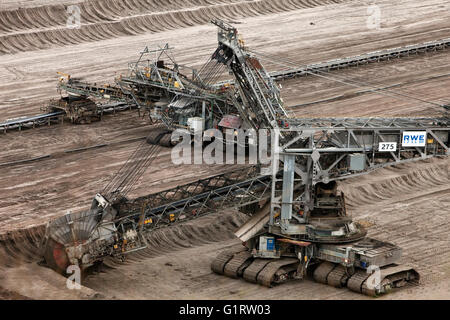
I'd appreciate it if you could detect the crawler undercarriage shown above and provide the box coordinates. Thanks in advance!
[212,238,420,297]
[145,123,175,147]
[212,181,420,297]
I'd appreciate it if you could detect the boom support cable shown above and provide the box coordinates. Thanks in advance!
[250,49,450,113]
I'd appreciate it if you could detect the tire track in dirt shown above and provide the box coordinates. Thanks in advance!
[0,0,353,54]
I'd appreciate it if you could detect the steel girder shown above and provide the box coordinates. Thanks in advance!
[116,166,272,231]
[270,118,450,223]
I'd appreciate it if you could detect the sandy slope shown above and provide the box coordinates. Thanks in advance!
[0,0,355,54]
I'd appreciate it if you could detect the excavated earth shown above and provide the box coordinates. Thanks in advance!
[0,0,449,299]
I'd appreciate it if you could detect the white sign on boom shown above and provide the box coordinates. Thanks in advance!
[378,142,397,152]
[402,131,426,147]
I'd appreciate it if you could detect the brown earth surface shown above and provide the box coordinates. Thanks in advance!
[0,0,449,300]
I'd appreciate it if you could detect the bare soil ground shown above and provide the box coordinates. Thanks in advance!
[0,0,449,300]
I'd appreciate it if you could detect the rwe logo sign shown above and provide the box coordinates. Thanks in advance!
[402,131,426,147]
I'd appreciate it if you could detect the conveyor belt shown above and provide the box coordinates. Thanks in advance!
[213,38,450,87]
[0,111,64,133]
[117,167,272,231]
[269,38,450,80]
[0,102,135,133]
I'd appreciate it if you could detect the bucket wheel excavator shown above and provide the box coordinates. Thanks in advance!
[207,19,448,296]
[41,20,450,297]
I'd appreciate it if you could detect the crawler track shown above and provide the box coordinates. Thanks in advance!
[212,248,420,296]
[212,252,300,288]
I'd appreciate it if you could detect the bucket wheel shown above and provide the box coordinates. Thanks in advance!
[42,210,98,274]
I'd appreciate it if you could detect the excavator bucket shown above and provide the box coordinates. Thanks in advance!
[42,238,70,275]
[42,210,99,274]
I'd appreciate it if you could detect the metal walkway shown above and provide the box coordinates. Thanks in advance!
[0,102,134,133]
[115,166,271,232]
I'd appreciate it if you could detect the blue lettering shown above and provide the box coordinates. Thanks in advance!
[404,133,425,145]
